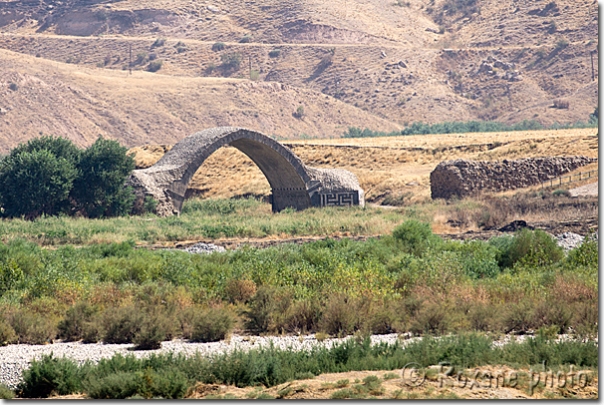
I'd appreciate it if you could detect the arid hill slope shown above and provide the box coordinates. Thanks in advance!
[0,48,399,152]
[0,0,598,147]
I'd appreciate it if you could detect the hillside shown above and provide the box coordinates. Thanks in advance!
[0,48,399,152]
[0,0,598,148]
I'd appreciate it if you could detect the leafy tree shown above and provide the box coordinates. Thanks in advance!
[71,138,136,218]
[0,136,80,218]
[8,135,81,166]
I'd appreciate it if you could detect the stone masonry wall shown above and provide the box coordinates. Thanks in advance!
[430,156,597,199]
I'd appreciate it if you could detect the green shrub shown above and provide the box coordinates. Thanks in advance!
[85,371,140,399]
[70,137,136,218]
[224,279,257,303]
[190,307,234,343]
[589,106,598,125]
[10,310,57,345]
[212,42,225,51]
[147,60,163,72]
[220,53,242,71]
[281,298,320,334]
[392,220,439,257]
[82,318,103,344]
[331,388,355,399]
[566,233,598,268]
[133,311,175,350]
[0,384,14,399]
[318,294,359,336]
[293,105,305,119]
[343,127,401,138]
[152,38,165,47]
[268,49,281,58]
[102,306,142,344]
[244,286,292,333]
[409,302,449,335]
[135,52,147,64]
[488,235,515,268]
[57,302,100,342]
[18,354,82,398]
[15,335,598,397]
[8,82,18,91]
[85,367,188,399]
[508,229,563,267]
[239,35,252,43]
[0,318,17,346]
[0,136,79,218]
[455,240,500,279]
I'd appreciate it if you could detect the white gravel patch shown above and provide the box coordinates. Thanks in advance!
[555,231,598,252]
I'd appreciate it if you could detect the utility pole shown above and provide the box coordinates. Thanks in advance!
[590,49,596,82]
[249,54,252,78]
[129,43,132,75]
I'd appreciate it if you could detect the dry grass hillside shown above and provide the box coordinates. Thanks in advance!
[0,48,399,152]
[129,127,598,204]
[0,0,598,148]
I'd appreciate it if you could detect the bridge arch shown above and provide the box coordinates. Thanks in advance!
[128,127,364,215]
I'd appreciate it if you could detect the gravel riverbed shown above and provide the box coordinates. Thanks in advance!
[0,334,402,390]
[0,333,594,390]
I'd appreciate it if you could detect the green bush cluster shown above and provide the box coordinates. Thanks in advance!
[16,334,597,398]
[0,136,135,219]
[343,115,598,138]
[0,223,596,343]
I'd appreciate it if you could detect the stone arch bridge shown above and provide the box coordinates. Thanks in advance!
[127,127,364,216]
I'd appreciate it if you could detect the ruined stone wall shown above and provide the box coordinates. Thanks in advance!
[430,156,597,199]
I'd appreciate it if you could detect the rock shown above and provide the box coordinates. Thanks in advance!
[499,220,533,232]
[183,242,226,254]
